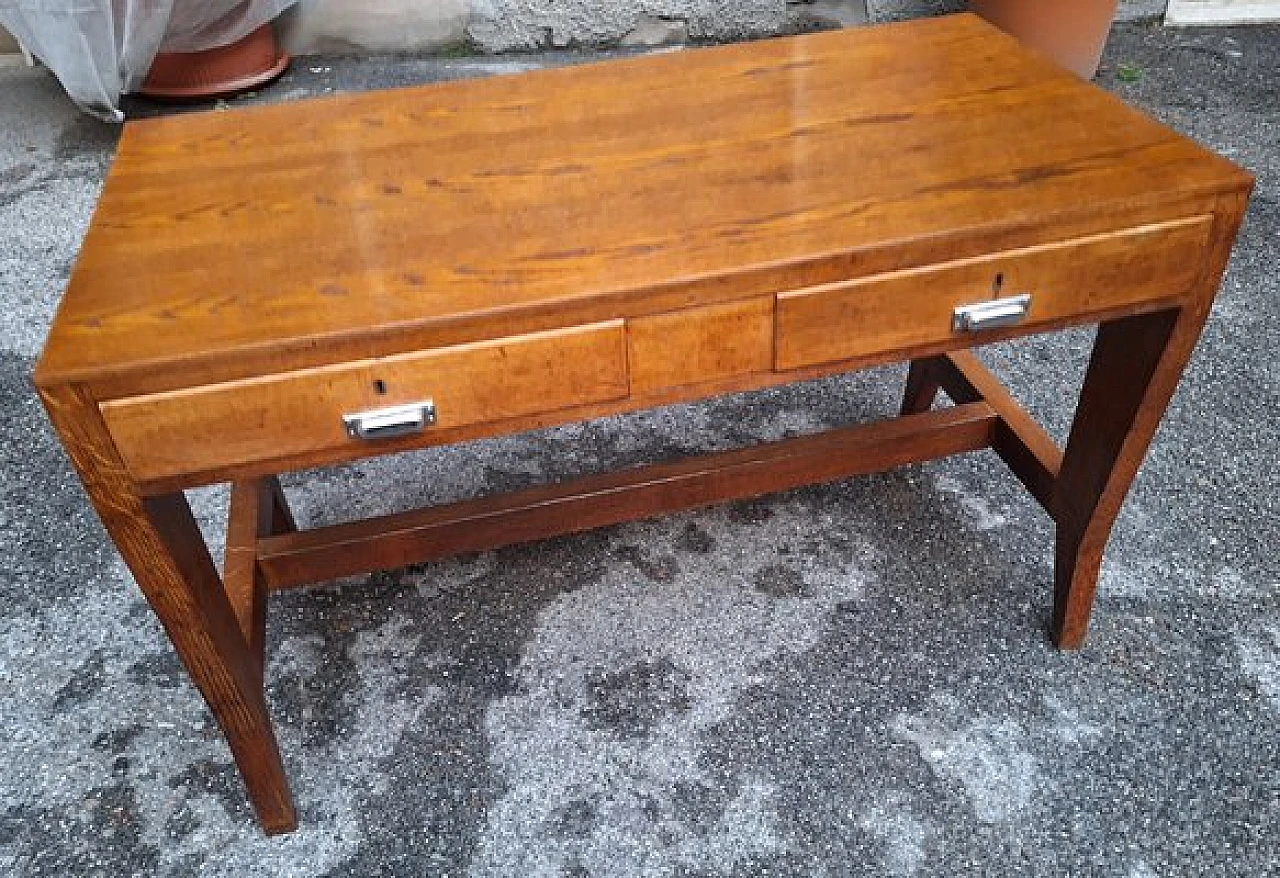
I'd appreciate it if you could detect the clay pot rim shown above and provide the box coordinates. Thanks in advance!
[140,23,289,100]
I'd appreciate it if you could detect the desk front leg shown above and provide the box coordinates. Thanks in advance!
[1052,308,1198,647]
[38,384,297,834]
[1052,192,1248,648]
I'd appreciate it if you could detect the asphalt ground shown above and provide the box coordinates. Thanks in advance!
[1,21,1277,876]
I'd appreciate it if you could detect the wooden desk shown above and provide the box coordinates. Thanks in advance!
[35,14,1251,834]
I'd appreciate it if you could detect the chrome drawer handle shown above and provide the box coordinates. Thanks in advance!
[952,293,1032,333]
[343,401,436,440]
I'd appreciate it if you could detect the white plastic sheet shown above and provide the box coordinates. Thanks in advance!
[0,0,296,121]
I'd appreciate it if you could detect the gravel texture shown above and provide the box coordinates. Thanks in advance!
[1,20,1277,877]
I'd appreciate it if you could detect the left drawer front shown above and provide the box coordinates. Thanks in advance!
[103,321,629,483]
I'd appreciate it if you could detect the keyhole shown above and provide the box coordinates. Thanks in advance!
[992,272,1004,294]
[373,379,387,395]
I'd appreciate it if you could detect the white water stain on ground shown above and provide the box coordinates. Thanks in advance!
[932,475,1008,532]
[1236,624,1280,711]
[1096,558,1268,603]
[891,695,1039,826]
[0,171,102,358]
[471,501,873,877]
[0,550,447,876]
[1041,693,1104,745]
[858,794,937,876]
[129,613,435,874]
[1095,558,1165,600]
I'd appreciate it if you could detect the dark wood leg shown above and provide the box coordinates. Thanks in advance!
[39,386,297,834]
[901,358,943,415]
[1051,191,1247,649]
[930,350,1063,513]
[264,475,298,535]
[224,477,295,685]
[1052,308,1205,647]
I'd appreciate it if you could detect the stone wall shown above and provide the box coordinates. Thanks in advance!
[0,1,1170,57]
[271,0,1168,55]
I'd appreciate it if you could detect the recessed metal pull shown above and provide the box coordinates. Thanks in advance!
[952,293,1032,333]
[343,401,436,440]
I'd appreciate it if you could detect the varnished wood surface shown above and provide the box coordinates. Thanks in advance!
[775,216,1212,371]
[258,402,998,590]
[120,290,1188,496]
[1050,190,1250,648]
[628,298,774,395]
[31,12,1253,832]
[223,477,295,681]
[34,13,1250,395]
[101,321,628,482]
[37,385,297,833]
[932,350,1063,512]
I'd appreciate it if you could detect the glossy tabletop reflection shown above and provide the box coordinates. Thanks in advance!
[37,13,1247,389]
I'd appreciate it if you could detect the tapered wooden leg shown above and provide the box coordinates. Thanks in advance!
[225,477,295,686]
[1052,309,1188,647]
[901,358,944,415]
[39,385,297,834]
[1051,192,1248,649]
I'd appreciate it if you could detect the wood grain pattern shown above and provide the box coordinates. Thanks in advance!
[31,14,1253,834]
[101,321,628,482]
[33,14,1250,397]
[776,216,1213,371]
[628,297,774,394]
[1051,190,1250,648]
[37,385,296,833]
[224,477,295,681]
[259,403,998,589]
[121,290,1205,497]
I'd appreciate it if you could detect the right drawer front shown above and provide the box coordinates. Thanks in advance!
[775,216,1213,371]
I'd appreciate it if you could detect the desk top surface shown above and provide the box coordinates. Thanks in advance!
[37,13,1250,390]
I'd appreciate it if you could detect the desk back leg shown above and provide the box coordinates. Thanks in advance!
[900,358,944,415]
[1051,191,1248,648]
[38,384,298,834]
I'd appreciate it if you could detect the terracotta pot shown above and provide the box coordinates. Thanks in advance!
[969,0,1120,79]
[141,23,289,100]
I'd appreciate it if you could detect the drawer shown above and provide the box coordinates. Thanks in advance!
[102,321,629,482]
[775,216,1213,371]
